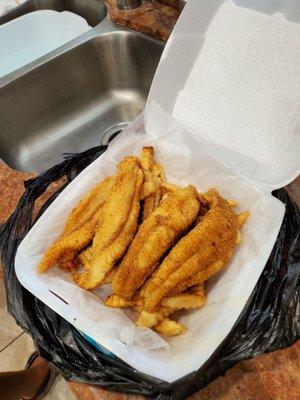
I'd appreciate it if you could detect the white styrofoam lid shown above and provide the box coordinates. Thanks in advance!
[146,0,300,189]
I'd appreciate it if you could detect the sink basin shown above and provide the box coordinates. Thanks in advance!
[0,27,163,172]
[0,0,107,27]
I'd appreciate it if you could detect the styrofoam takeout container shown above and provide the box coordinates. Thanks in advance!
[0,10,90,78]
[15,0,300,383]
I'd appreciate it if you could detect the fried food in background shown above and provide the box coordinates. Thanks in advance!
[38,145,249,337]
[112,185,200,300]
[73,156,143,290]
[140,146,165,221]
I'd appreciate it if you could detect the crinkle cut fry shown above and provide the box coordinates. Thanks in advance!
[136,311,187,336]
[143,189,239,311]
[106,295,135,308]
[73,156,143,290]
[135,284,206,328]
[140,147,157,220]
[161,283,206,310]
[136,310,164,328]
[155,318,186,336]
[112,185,200,300]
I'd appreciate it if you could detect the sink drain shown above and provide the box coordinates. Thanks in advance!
[101,123,129,145]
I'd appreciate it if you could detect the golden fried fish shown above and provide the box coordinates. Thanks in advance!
[112,185,200,300]
[38,209,101,273]
[63,176,114,236]
[143,189,241,311]
[38,177,114,273]
[73,156,143,290]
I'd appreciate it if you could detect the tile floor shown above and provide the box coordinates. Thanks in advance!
[0,276,76,400]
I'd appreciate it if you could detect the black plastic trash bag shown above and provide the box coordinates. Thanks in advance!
[1,146,299,399]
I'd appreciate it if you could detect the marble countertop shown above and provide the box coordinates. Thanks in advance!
[0,1,299,399]
[106,0,180,41]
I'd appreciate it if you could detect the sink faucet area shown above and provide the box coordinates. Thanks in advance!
[0,2,299,400]
[0,0,165,172]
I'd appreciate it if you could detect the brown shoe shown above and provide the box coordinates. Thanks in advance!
[22,351,59,400]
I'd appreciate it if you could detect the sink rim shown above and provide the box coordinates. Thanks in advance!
[0,0,109,27]
[0,0,164,88]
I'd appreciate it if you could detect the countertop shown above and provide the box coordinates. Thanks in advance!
[1,1,300,399]
[0,160,299,399]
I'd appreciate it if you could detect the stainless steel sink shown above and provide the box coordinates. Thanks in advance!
[0,0,108,27]
[0,2,163,172]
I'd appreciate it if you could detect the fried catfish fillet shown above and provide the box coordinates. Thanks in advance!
[75,247,118,285]
[38,208,102,273]
[112,185,200,300]
[143,189,240,311]
[73,156,143,289]
[140,146,165,221]
[63,176,114,236]
[39,176,114,273]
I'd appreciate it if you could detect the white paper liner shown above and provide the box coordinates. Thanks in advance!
[15,105,285,382]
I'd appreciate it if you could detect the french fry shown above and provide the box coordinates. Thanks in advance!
[136,310,164,328]
[152,162,166,181]
[227,199,239,208]
[155,318,186,336]
[140,147,167,220]
[237,211,249,228]
[161,289,206,311]
[236,230,241,244]
[106,295,134,308]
